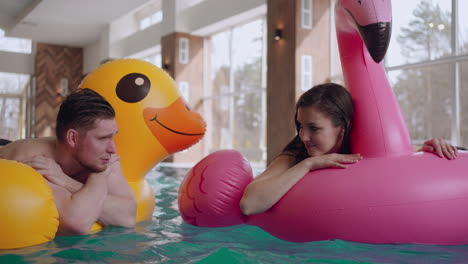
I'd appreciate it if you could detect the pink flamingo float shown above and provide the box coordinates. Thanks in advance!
[178,0,468,245]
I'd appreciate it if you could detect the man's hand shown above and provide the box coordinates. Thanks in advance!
[421,138,458,159]
[22,156,66,185]
[21,155,82,193]
[91,154,121,179]
[94,154,136,228]
[109,154,120,164]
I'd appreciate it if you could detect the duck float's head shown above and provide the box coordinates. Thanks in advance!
[79,59,206,181]
[336,0,392,63]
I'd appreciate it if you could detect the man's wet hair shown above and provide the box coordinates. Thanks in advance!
[0,138,11,146]
[56,88,115,141]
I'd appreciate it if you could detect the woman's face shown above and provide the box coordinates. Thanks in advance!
[297,106,344,157]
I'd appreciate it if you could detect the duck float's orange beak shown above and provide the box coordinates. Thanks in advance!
[143,97,206,154]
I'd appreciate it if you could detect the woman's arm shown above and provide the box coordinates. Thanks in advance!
[419,138,458,159]
[240,154,305,216]
[240,153,362,215]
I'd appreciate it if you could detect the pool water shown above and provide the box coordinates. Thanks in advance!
[2,165,468,264]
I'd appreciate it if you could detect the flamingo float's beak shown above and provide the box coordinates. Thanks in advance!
[358,22,392,63]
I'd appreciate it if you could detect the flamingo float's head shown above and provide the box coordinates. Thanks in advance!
[337,0,392,63]
[79,59,206,178]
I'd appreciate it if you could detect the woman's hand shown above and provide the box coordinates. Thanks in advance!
[305,153,362,170]
[421,138,458,159]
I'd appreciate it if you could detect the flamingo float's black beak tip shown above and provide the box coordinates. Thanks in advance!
[358,22,392,63]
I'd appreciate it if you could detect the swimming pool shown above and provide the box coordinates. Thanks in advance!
[2,165,468,264]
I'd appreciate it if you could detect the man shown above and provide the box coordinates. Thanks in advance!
[0,88,137,235]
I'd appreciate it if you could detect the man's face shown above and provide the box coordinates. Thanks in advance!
[75,118,118,173]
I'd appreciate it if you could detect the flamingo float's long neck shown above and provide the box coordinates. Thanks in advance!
[335,6,412,158]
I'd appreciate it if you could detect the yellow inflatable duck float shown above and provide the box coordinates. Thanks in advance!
[80,59,206,222]
[0,59,206,249]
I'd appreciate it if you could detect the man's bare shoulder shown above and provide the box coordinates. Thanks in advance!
[0,137,56,161]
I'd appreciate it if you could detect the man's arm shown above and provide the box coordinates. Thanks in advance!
[95,159,137,227]
[24,155,137,229]
[46,172,109,236]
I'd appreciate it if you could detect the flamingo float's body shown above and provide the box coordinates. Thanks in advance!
[178,0,468,245]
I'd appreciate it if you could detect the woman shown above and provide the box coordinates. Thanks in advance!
[240,83,458,216]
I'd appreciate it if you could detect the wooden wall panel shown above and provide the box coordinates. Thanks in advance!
[267,0,333,164]
[34,43,83,137]
[267,0,298,164]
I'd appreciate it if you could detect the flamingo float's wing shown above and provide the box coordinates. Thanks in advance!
[178,150,252,227]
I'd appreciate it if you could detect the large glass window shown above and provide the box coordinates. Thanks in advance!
[387,0,451,67]
[143,53,162,68]
[139,11,163,30]
[459,1,468,54]
[460,61,468,146]
[0,29,32,54]
[386,0,467,147]
[204,18,266,165]
[389,64,453,144]
[0,72,30,140]
[0,29,32,140]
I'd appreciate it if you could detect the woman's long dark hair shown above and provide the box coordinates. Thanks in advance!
[282,83,354,164]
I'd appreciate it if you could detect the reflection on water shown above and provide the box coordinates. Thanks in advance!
[2,165,468,264]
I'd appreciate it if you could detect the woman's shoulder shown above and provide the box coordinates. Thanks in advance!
[270,152,298,168]
[254,153,296,181]
[280,150,296,157]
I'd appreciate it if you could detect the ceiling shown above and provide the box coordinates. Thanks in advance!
[0,0,151,47]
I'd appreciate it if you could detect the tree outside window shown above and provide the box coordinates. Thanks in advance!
[388,0,468,147]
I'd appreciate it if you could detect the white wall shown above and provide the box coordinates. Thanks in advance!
[83,25,111,74]
[109,10,140,44]
[82,0,266,72]
[180,0,266,35]
[111,24,162,59]
[0,0,267,75]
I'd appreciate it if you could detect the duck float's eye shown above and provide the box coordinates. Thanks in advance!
[116,73,151,103]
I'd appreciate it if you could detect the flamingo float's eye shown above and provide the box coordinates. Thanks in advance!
[357,0,362,5]
[116,73,151,103]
